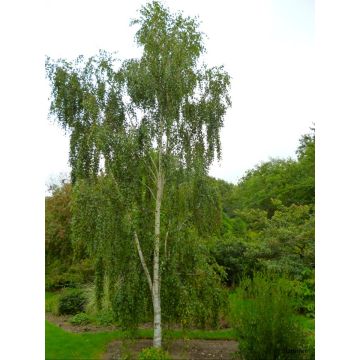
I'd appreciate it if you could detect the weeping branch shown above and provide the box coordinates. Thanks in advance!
[134,231,153,293]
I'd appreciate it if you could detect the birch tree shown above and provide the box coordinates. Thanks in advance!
[46,1,231,348]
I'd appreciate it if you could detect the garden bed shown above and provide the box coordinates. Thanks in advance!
[103,339,238,360]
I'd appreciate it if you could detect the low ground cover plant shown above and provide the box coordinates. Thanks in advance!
[69,312,92,325]
[138,347,172,360]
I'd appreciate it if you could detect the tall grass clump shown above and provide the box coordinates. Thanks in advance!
[230,274,311,360]
[83,277,115,325]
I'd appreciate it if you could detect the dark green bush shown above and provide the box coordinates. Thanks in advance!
[45,273,82,291]
[58,290,87,315]
[69,312,92,325]
[230,274,310,360]
[138,347,171,360]
[300,270,315,318]
[45,259,94,292]
[211,238,260,286]
[68,259,95,284]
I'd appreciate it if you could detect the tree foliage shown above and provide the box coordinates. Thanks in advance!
[230,129,315,217]
[211,130,315,286]
[252,203,315,278]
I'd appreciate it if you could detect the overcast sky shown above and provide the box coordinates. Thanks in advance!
[44,0,314,185]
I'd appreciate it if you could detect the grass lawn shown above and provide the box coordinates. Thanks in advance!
[46,320,123,360]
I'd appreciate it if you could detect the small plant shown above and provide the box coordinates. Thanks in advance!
[58,290,87,315]
[94,309,114,326]
[138,347,171,360]
[69,312,92,325]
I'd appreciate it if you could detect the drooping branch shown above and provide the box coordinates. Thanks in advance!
[134,231,153,293]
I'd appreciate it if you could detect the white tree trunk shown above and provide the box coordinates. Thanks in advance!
[153,168,163,348]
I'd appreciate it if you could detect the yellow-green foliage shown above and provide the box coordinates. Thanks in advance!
[138,347,171,360]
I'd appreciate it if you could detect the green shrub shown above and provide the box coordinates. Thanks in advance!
[284,270,315,319]
[58,290,87,315]
[300,270,315,318]
[69,312,92,325]
[68,259,95,284]
[45,273,82,291]
[230,274,310,360]
[211,238,260,286]
[138,347,171,360]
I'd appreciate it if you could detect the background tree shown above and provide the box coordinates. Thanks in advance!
[231,129,315,217]
[45,179,95,291]
[45,181,73,268]
[209,130,315,291]
[46,1,230,348]
[253,202,315,278]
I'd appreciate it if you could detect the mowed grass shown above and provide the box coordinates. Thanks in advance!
[46,320,236,360]
[46,320,123,360]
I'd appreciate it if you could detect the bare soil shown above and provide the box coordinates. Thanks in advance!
[102,339,239,360]
[45,313,118,333]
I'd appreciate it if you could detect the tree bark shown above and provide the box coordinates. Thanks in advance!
[153,166,164,348]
